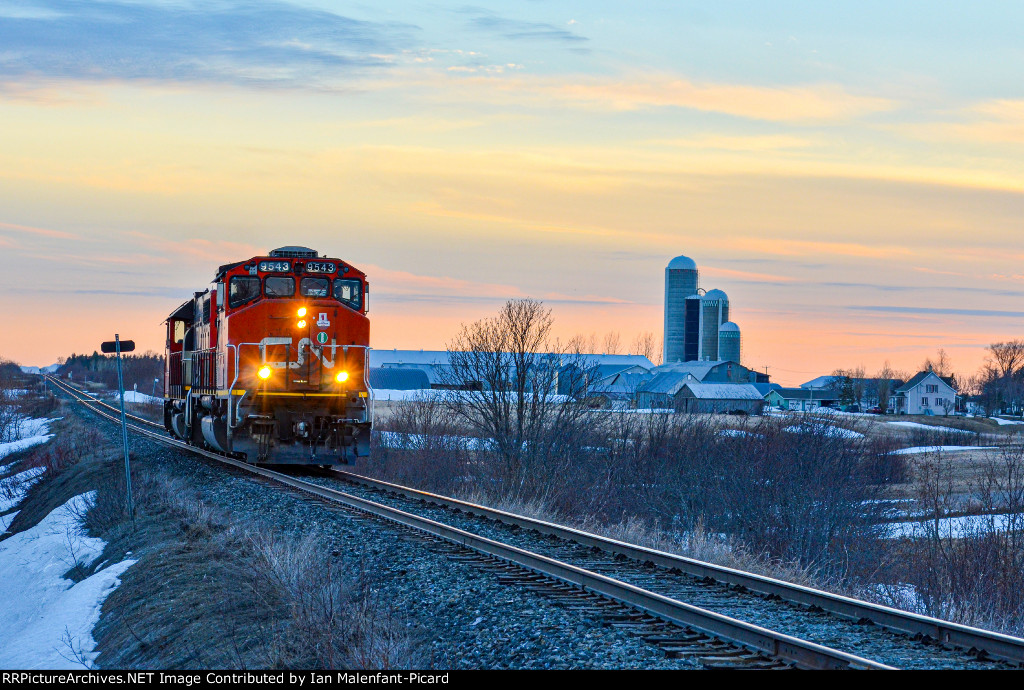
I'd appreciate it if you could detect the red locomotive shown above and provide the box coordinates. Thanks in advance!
[163,246,371,464]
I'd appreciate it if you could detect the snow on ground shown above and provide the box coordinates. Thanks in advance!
[119,391,161,404]
[0,417,55,461]
[883,512,1023,539]
[376,431,496,451]
[991,417,1024,426]
[784,424,864,439]
[887,421,971,434]
[717,429,764,438]
[0,492,136,669]
[890,445,997,455]
[1,466,48,514]
[0,511,17,533]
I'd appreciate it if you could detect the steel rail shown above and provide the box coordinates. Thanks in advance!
[45,375,892,670]
[331,470,1024,665]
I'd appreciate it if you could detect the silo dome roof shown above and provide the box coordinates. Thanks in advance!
[719,321,740,333]
[667,255,697,270]
[702,288,728,301]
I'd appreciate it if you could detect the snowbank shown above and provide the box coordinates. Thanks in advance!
[0,492,136,669]
[0,418,55,461]
[890,445,997,455]
[887,421,970,434]
[991,417,1024,426]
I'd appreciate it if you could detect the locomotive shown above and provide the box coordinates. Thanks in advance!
[163,246,371,464]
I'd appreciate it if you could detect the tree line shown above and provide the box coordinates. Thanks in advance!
[56,351,164,395]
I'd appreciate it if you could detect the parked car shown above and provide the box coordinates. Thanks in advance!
[866,406,885,414]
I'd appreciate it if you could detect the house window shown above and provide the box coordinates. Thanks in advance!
[921,397,929,406]
[926,384,938,393]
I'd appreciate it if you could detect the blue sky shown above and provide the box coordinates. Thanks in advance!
[2,1,1024,383]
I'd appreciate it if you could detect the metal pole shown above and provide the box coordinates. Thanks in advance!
[115,334,134,521]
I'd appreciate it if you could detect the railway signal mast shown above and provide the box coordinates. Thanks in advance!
[101,335,135,520]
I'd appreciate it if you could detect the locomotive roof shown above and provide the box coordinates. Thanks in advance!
[213,251,362,281]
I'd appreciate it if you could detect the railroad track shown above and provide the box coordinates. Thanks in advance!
[43,376,1024,669]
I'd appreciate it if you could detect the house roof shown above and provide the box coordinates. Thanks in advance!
[770,387,840,401]
[638,371,693,396]
[895,371,956,394]
[370,349,653,370]
[368,367,430,391]
[680,383,764,400]
[653,360,737,381]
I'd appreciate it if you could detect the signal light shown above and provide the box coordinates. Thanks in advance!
[297,307,307,317]
[336,371,349,383]
[297,320,307,328]
[258,366,272,380]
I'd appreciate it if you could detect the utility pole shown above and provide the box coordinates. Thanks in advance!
[102,335,136,521]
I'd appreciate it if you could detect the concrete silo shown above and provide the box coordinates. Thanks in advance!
[663,255,699,363]
[719,321,741,363]
[700,289,729,361]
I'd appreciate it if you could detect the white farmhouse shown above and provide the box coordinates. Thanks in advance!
[894,370,957,416]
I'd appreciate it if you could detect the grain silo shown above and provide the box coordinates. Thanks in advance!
[700,289,729,361]
[663,255,699,363]
[719,321,741,363]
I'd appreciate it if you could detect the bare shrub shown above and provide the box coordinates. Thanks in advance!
[899,446,1024,634]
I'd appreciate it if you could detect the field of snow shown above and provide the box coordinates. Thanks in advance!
[883,512,1023,539]
[991,417,1024,426]
[0,492,136,669]
[887,422,971,434]
[376,431,496,451]
[0,417,55,461]
[889,445,997,455]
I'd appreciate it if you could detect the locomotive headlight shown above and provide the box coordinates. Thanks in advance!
[335,371,349,383]
[297,307,307,317]
[297,319,307,328]
[257,366,272,380]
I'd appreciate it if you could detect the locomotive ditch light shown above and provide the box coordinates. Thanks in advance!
[258,365,272,380]
[335,371,349,383]
[297,319,307,328]
[297,307,307,317]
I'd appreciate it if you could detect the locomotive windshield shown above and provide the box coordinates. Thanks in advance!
[300,277,330,298]
[333,278,362,310]
[229,276,261,308]
[265,276,295,298]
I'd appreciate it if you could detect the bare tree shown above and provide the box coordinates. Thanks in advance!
[987,341,1024,379]
[441,299,595,493]
[602,331,621,355]
[631,331,656,362]
[874,361,897,412]
[922,348,953,377]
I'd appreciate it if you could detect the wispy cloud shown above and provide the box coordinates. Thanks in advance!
[0,0,413,92]
[851,305,1024,318]
[458,7,588,44]
[0,220,76,239]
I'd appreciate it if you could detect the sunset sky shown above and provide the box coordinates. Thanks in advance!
[2,2,1024,385]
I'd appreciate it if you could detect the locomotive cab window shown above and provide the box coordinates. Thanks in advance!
[229,276,261,308]
[333,278,362,310]
[265,276,295,298]
[300,276,330,298]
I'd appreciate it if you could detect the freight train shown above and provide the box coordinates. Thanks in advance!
[163,246,370,464]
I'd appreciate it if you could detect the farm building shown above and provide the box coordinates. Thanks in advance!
[765,387,840,412]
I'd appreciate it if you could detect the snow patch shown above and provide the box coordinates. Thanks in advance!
[883,512,1024,539]
[991,417,1024,426]
[0,492,136,669]
[784,424,864,439]
[0,466,48,514]
[890,445,997,455]
[0,417,55,461]
[887,421,971,434]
